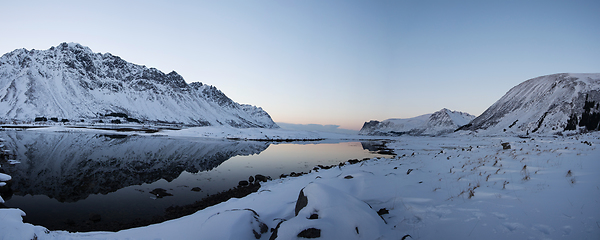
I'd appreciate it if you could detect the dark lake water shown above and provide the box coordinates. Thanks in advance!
[0,130,388,232]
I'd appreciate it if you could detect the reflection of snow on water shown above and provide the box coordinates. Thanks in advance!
[0,130,385,231]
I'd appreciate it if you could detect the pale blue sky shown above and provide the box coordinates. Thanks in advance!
[1,0,599,130]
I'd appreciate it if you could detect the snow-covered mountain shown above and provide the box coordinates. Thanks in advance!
[0,43,277,128]
[458,73,600,135]
[359,108,475,136]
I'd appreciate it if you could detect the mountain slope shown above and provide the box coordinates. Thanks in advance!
[359,108,475,136]
[0,43,277,128]
[458,73,600,135]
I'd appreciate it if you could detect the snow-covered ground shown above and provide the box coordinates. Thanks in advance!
[1,128,599,239]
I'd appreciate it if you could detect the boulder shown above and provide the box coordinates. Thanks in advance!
[270,183,385,239]
[239,180,249,186]
[254,174,269,182]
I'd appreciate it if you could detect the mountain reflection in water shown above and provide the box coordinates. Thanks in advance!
[0,131,387,232]
[1,131,268,202]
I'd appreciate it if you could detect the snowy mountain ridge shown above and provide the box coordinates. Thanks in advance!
[359,108,476,136]
[0,43,277,128]
[459,73,600,135]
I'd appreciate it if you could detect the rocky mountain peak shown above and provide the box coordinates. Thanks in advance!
[0,43,278,128]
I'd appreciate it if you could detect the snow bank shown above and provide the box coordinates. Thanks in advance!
[0,173,10,203]
[0,209,45,240]
[272,182,385,239]
[0,135,9,204]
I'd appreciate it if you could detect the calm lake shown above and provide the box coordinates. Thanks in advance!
[0,130,388,232]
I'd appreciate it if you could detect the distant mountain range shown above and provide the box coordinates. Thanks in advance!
[360,73,600,136]
[2,44,598,135]
[459,73,600,135]
[0,43,277,128]
[359,108,475,136]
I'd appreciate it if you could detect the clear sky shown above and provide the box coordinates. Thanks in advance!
[1,0,599,130]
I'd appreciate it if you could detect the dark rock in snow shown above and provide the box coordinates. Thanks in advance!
[377,208,389,216]
[297,228,321,238]
[295,188,308,216]
[269,221,285,240]
[347,159,360,164]
[191,187,202,192]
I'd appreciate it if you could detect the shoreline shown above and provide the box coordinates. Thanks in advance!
[1,130,598,239]
[29,155,392,233]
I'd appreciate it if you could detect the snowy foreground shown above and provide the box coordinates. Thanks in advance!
[1,127,599,239]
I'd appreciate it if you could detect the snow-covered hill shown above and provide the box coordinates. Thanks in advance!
[359,108,475,136]
[458,73,600,135]
[0,43,277,128]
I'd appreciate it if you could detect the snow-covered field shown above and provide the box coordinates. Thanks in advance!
[1,128,599,239]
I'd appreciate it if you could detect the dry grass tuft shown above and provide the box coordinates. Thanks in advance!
[502,181,509,189]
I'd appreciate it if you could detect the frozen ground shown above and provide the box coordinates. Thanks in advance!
[1,128,599,239]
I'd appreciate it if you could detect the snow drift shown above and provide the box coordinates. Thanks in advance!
[0,43,277,128]
[359,108,475,136]
[458,73,600,135]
